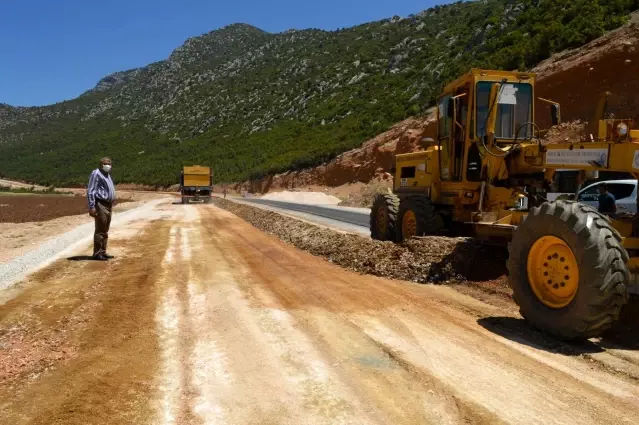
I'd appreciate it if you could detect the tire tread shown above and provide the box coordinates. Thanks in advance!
[508,200,629,340]
[370,194,400,241]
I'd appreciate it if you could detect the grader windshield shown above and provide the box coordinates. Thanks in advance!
[477,82,533,139]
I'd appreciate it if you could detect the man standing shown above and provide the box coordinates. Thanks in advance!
[598,183,617,216]
[87,157,115,261]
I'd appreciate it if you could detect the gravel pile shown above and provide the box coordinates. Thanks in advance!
[214,199,508,284]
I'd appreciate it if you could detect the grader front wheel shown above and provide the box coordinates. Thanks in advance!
[508,201,630,340]
[370,194,400,241]
[526,236,580,309]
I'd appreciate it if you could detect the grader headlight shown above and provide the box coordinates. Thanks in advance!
[618,122,629,137]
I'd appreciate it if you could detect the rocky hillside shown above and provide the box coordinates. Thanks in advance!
[245,11,639,196]
[0,0,637,186]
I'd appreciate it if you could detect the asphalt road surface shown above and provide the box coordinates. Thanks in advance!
[1,200,639,425]
[229,196,371,235]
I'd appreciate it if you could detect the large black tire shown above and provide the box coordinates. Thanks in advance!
[508,201,629,340]
[370,194,400,241]
[396,195,445,242]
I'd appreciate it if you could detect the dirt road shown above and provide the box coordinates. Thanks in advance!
[1,200,639,425]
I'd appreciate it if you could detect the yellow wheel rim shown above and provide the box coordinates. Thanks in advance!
[526,236,579,309]
[402,210,417,239]
[376,207,388,236]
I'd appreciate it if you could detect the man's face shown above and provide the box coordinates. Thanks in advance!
[598,186,606,195]
[100,158,112,174]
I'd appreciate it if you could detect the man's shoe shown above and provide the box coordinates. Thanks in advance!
[93,254,109,261]
[104,253,115,259]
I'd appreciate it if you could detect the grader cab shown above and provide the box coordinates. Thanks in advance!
[371,69,639,340]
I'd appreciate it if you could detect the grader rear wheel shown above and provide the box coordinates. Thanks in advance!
[508,201,630,340]
[396,196,444,242]
[370,194,400,241]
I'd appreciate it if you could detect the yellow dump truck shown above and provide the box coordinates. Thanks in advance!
[180,165,213,204]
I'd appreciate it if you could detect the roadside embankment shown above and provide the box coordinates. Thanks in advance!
[212,198,509,288]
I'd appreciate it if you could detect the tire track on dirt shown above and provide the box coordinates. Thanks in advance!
[193,207,374,424]
[201,207,504,425]
[156,225,187,425]
[200,205,639,425]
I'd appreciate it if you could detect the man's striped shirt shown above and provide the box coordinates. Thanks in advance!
[87,169,115,209]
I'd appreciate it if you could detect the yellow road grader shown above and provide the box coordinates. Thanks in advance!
[371,69,639,340]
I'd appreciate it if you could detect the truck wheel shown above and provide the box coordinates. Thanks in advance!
[396,195,444,242]
[508,201,629,340]
[370,194,399,241]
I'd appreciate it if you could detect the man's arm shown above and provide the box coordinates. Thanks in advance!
[108,174,115,202]
[87,171,98,210]
[597,196,603,212]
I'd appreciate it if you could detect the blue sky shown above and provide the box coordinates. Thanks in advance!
[0,0,449,107]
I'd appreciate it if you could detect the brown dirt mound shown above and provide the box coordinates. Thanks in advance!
[336,177,394,208]
[0,195,130,223]
[542,120,588,144]
[242,113,437,194]
[213,199,508,286]
[535,16,639,128]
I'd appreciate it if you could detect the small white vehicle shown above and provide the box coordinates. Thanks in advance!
[576,179,637,214]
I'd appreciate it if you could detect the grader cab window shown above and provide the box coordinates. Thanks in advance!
[438,95,453,181]
[452,90,469,181]
[439,91,469,182]
[400,166,416,178]
[438,96,452,138]
[477,82,533,139]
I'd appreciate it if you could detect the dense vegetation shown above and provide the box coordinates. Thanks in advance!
[0,0,637,186]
